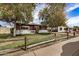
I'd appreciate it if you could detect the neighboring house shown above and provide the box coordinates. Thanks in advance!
[51,26,67,32]
[0,27,10,34]
[58,26,67,32]
[51,27,58,32]
[16,23,49,35]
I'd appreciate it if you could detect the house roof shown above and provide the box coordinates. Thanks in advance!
[16,23,46,26]
[16,23,42,26]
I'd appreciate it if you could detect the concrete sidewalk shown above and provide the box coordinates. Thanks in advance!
[22,37,79,56]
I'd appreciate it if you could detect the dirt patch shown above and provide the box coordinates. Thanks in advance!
[0,42,14,46]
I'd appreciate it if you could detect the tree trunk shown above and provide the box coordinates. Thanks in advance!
[8,18,16,37]
[13,21,16,37]
[35,26,39,34]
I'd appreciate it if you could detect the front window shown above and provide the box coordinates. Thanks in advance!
[60,27,62,30]
[21,26,29,30]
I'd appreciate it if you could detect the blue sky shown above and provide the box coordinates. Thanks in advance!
[32,3,46,24]
[65,3,79,27]
[66,3,79,17]
[0,3,79,28]
[33,3,79,27]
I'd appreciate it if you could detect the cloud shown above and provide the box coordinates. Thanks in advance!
[33,4,46,24]
[66,4,79,12]
[67,16,79,27]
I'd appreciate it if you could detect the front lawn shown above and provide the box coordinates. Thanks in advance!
[0,34,11,39]
[0,33,67,51]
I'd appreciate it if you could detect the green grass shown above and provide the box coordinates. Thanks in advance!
[0,34,54,50]
[0,34,12,42]
[0,41,24,50]
[0,34,11,39]
[0,33,67,51]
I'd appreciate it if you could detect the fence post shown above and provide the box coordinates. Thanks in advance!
[24,36,27,51]
[67,32,69,39]
[54,33,56,41]
[73,31,76,37]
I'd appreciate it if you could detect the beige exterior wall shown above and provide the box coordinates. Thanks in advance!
[0,27,10,34]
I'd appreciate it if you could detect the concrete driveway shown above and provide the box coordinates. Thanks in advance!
[23,37,79,56]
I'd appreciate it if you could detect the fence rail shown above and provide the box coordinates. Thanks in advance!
[0,31,79,51]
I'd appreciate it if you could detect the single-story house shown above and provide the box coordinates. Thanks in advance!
[58,26,67,32]
[52,26,68,32]
[15,23,49,35]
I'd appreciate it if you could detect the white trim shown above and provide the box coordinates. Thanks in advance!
[16,30,35,34]
[39,30,49,33]
[58,26,66,32]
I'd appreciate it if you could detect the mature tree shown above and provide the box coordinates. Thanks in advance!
[39,3,66,28]
[73,26,79,31]
[0,3,35,23]
[0,3,35,36]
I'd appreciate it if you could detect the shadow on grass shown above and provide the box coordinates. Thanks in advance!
[0,34,11,39]
[16,33,51,36]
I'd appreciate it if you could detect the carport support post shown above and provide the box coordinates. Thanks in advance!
[24,36,27,50]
